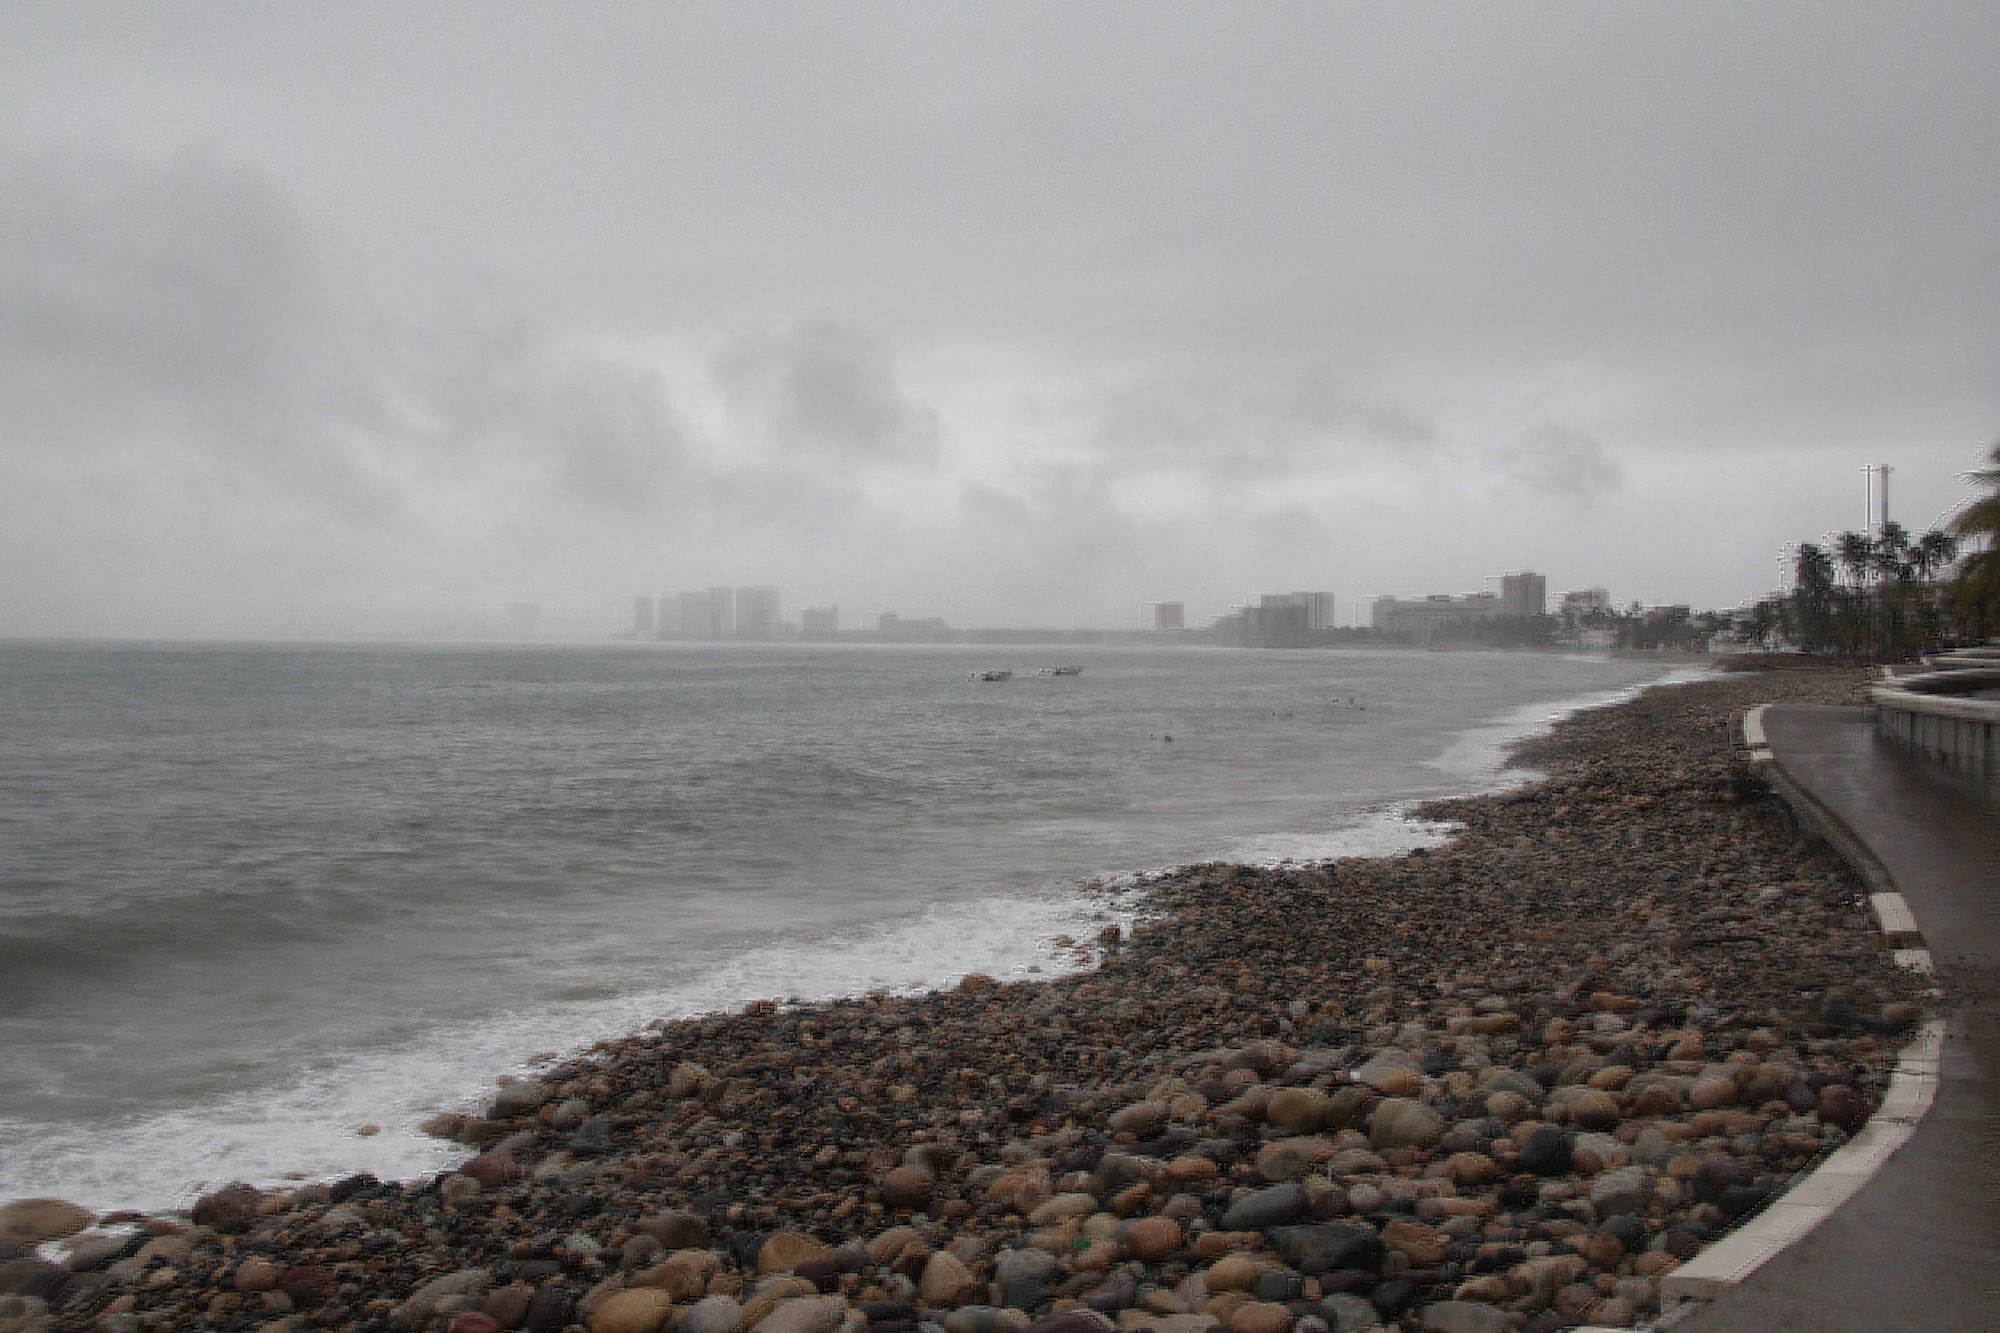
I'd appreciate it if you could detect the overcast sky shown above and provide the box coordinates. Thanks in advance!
[3,4,1996,636]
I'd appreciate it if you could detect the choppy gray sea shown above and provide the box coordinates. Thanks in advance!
[0,641,1692,1211]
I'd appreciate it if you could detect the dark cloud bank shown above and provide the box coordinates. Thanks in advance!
[1,6,1996,635]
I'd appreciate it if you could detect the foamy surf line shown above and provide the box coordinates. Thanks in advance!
[1219,662,1712,868]
[1430,660,1714,790]
[0,889,1133,1216]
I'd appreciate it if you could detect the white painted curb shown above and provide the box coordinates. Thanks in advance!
[1654,708,1948,1320]
[1658,1012,1943,1310]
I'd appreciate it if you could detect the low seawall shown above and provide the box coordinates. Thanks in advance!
[1870,662,2000,805]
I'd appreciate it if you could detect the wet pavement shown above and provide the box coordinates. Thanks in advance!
[1679,705,2000,1331]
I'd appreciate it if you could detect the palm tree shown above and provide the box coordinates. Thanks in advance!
[1912,528,1962,648]
[1834,530,1876,589]
[1951,439,2000,638]
[1913,529,1960,584]
[1791,542,1837,651]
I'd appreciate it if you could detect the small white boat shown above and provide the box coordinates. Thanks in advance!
[1046,664,1083,676]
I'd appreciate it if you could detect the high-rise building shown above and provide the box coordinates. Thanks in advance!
[671,589,706,638]
[631,596,655,638]
[707,586,735,638]
[1150,602,1185,632]
[1559,587,1612,619]
[1242,591,1336,644]
[1501,572,1548,617]
[1371,592,1500,641]
[801,606,839,638]
[734,586,781,640]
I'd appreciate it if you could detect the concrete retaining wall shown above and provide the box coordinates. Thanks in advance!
[1871,666,2000,804]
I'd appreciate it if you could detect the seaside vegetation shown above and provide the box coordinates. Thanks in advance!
[1947,439,2000,639]
[1747,444,2000,657]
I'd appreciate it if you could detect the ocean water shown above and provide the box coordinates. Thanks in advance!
[0,642,1691,1212]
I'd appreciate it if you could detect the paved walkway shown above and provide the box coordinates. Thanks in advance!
[1678,705,2000,1331]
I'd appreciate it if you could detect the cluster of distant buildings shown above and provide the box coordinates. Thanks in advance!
[1150,575,1576,648]
[1201,592,1341,647]
[1368,572,1549,641]
[625,590,961,642]
[595,569,1658,650]
[631,587,800,640]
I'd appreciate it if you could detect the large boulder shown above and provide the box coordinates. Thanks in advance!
[0,1199,91,1246]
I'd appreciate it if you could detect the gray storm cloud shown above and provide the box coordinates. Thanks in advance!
[0,5,1995,634]
[714,320,942,467]
[1497,426,1626,501]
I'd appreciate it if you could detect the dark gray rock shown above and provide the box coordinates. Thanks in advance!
[1221,1181,1307,1231]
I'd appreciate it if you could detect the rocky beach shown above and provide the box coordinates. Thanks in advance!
[0,665,1924,1333]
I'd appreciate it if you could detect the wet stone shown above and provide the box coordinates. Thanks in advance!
[1221,1183,1306,1231]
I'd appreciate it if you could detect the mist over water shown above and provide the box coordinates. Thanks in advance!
[0,642,1686,1211]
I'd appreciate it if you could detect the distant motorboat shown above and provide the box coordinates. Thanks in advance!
[970,669,1013,682]
[1038,665,1084,676]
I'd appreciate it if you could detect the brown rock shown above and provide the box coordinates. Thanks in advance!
[1817,1085,1870,1131]
[1210,1254,1279,1293]
[752,1296,847,1333]
[636,1211,711,1249]
[1688,1075,1736,1110]
[1354,1051,1422,1094]
[1575,1232,1624,1269]
[868,1226,925,1265]
[1027,1193,1097,1226]
[881,1167,936,1211]
[589,1288,674,1333]
[280,1264,338,1308]
[0,1199,92,1245]
[665,1062,711,1098]
[1631,1083,1683,1117]
[482,1282,536,1328]
[1740,1062,1798,1105]
[1380,1220,1445,1267]
[1369,1098,1442,1150]
[1022,1314,1115,1333]
[1120,1216,1183,1261]
[1442,1152,1499,1188]
[637,1249,720,1301]
[1569,1090,1622,1131]
[1109,1100,1170,1136]
[1255,1137,1330,1181]
[191,1185,262,1234]
[760,1232,832,1277]
[1161,1156,1220,1186]
[461,1149,522,1189]
[984,1167,1054,1214]
[1227,1301,1293,1333]
[1263,1089,1327,1134]
[233,1258,281,1293]
[918,1251,977,1306]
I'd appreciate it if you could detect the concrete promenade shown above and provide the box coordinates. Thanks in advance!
[1676,705,2000,1331]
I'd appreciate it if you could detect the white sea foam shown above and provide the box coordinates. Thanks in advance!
[1221,805,1458,867]
[0,886,1129,1215]
[1429,662,1713,789]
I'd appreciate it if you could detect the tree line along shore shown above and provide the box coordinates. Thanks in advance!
[0,664,1922,1333]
